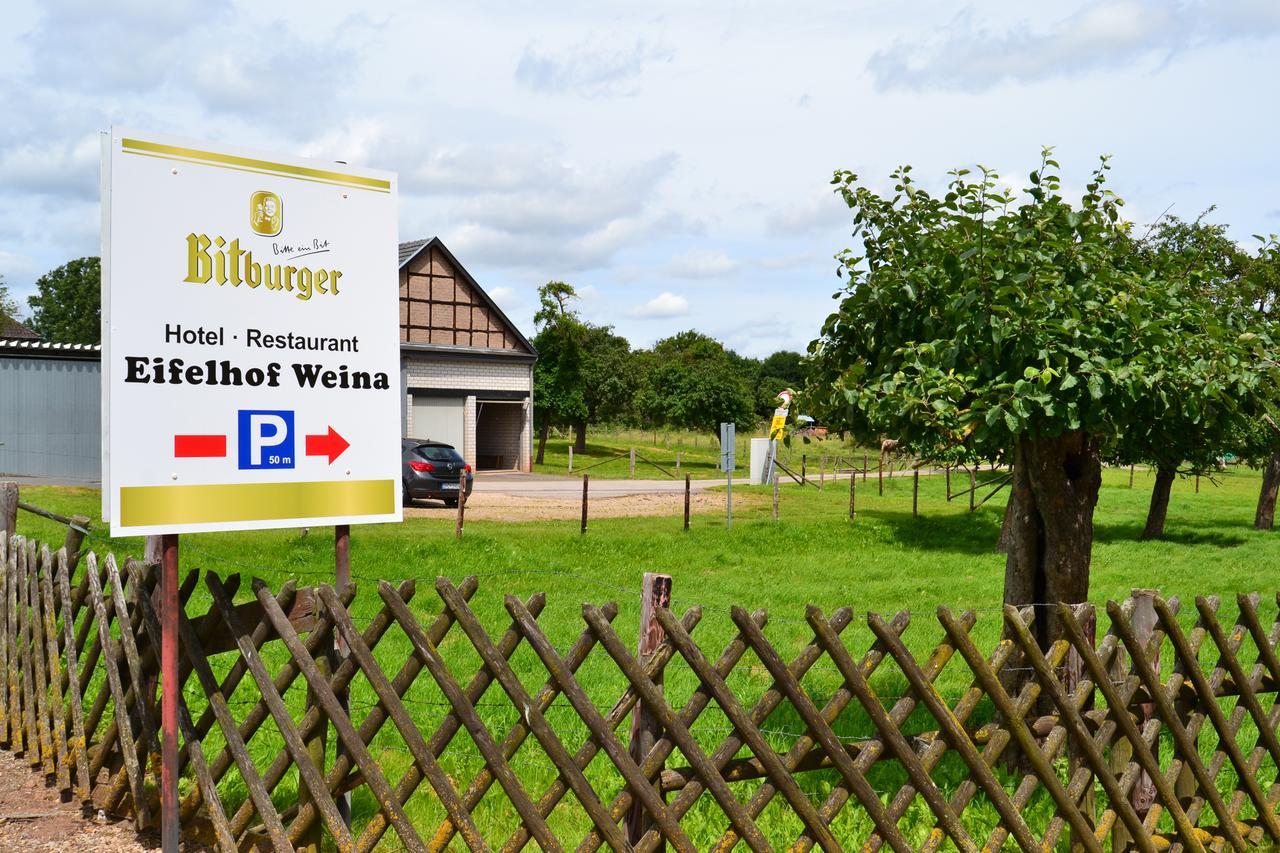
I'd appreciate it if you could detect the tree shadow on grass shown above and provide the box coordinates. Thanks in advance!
[1093,521,1249,548]
[859,509,1005,556]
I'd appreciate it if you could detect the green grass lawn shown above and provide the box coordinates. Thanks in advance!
[10,465,1278,847]
[531,425,873,480]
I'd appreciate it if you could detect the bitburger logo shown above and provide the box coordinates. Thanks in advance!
[249,190,282,237]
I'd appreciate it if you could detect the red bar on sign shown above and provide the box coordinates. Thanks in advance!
[174,434,227,458]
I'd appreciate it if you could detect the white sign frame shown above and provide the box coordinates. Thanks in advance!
[102,128,402,536]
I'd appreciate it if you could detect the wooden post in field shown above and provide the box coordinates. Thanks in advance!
[912,467,919,518]
[675,452,681,474]
[1129,464,1135,488]
[969,467,976,512]
[683,475,690,531]
[849,469,856,520]
[627,573,672,845]
[819,454,825,490]
[568,446,573,473]
[630,447,636,479]
[878,454,884,496]
[581,474,589,535]
[945,465,951,498]
[1195,473,1200,493]
[801,454,807,485]
[862,452,868,483]
[0,482,16,539]
[454,481,466,539]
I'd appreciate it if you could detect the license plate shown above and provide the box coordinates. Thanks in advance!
[442,483,459,490]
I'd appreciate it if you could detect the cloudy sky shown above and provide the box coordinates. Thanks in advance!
[2,1,1278,356]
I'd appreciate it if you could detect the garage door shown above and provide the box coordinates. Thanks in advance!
[411,395,464,450]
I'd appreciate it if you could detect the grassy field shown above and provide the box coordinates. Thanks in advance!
[11,465,1278,846]
[531,425,873,479]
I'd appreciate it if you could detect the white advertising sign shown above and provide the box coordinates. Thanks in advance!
[101,128,402,535]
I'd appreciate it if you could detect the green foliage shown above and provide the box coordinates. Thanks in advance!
[1109,215,1271,473]
[532,281,587,431]
[637,330,755,435]
[0,273,19,322]
[806,150,1273,465]
[579,324,636,425]
[27,256,101,344]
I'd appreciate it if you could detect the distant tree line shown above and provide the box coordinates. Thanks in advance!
[531,281,806,462]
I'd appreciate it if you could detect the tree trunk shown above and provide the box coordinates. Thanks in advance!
[1002,431,1101,657]
[996,495,1014,552]
[535,420,550,465]
[573,421,587,453]
[1256,452,1280,530]
[1141,465,1176,540]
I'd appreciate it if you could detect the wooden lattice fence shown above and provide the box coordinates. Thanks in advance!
[4,527,1280,850]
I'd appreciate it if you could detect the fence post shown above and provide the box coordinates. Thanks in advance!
[627,572,672,846]
[945,465,951,498]
[299,601,331,853]
[568,446,574,473]
[819,454,825,490]
[862,452,868,483]
[630,448,636,479]
[969,468,976,512]
[454,481,466,540]
[0,483,16,539]
[1065,602,1097,850]
[62,515,89,575]
[683,475,690,531]
[1110,588,1159,853]
[912,467,919,518]
[849,469,856,521]
[1129,464,1135,488]
[878,454,884,496]
[801,454,807,485]
[1195,473,1200,493]
[675,451,681,474]
[581,474,589,535]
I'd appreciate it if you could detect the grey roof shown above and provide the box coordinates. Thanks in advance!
[398,239,430,266]
[0,316,39,340]
[397,237,537,357]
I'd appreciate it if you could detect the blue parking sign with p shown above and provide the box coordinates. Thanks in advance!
[238,409,295,470]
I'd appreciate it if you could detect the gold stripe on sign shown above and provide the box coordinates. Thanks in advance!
[120,138,392,192]
[120,480,395,527]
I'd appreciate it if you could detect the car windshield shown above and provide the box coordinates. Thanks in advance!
[415,445,464,463]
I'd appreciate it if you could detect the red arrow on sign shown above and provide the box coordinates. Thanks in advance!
[305,427,350,464]
[174,434,227,457]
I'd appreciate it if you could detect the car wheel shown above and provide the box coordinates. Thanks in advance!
[444,498,459,508]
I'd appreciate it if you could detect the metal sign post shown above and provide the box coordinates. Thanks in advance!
[720,422,735,528]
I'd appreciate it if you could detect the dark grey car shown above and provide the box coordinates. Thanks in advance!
[401,439,474,506]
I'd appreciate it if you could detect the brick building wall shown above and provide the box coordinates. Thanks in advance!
[397,239,536,471]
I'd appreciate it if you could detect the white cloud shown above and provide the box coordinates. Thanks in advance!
[630,291,689,319]
[515,37,673,98]
[665,248,739,278]
[766,190,848,235]
[488,285,517,308]
[868,1,1280,92]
